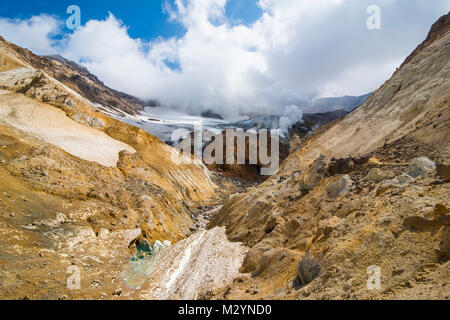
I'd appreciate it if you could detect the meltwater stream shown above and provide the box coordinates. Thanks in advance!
[120,207,248,300]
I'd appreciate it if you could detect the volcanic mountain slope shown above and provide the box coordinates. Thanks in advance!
[208,13,450,300]
[0,36,220,299]
[0,36,145,115]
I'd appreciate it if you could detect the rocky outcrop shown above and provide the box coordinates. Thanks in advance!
[325,175,353,198]
[408,157,436,178]
[295,255,321,287]
[202,130,289,181]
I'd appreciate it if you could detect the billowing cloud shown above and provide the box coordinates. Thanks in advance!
[0,0,449,118]
[0,15,61,55]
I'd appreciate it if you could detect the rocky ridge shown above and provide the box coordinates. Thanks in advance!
[0,36,146,115]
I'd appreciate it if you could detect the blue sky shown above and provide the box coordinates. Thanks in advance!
[0,0,262,41]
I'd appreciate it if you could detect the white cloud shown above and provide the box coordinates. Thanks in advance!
[0,0,448,118]
[0,15,61,55]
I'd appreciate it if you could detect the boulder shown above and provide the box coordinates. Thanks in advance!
[408,157,436,178]
[326,175,353,198]
[296,255,321,286]
[302,155,329,190]
[240,245,271,274]
[252,248,285,277]
[328,158,355,175]
[382,174,415,188]
[366,168,388,182]
[265,214,283,234]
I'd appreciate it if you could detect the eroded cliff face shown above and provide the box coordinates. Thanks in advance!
[0,37,219,299]
[208,13,450,300]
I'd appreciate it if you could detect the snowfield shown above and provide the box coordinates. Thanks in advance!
[0,89,136,167]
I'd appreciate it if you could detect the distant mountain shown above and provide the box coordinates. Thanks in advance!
[0,39,146,115]
[46,55,162,111]
[44,54,148,115]
[201,110,224,120]
[310,93,372,113]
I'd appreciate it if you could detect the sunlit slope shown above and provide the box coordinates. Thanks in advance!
[0,33,219,299]
[208,13,450,300]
